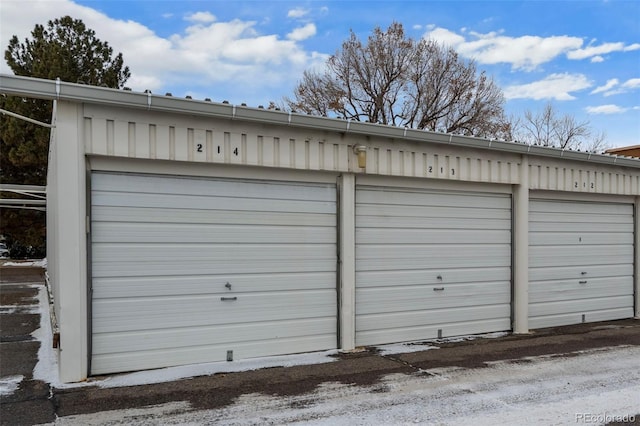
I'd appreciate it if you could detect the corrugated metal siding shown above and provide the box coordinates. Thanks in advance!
[82,106,519,185]
[528,162,640,195]
[79,105,640,195]
[90,172,337,375]
[354,186,512,346]
[529,199,634,328]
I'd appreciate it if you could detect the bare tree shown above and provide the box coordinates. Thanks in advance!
[286,23,510,138]
[514,102,609,152]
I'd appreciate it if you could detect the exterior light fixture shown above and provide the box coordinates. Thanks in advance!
[353,145,367,168]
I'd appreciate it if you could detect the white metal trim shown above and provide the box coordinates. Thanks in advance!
[89,156,340,184]
[530,190,634,204]
[356,173,513,194]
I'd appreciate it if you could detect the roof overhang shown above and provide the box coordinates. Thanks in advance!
[2,73,639,169]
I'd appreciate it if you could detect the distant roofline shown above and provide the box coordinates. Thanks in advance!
[606,145,640,153]
[2,73,639,169]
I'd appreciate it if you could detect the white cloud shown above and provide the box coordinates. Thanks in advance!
[591,79,619,94]
[184,11,217,23]
[287,23,316,41]
[504,73,592,101]
[621,78,640,89]
[591,78,640,97]
[425,26,583,71]
[566,41,640,61]
[567,42,625,60]
[426,27,466,47]
[585,104,627,114]
[0,0,327,101]
[287,8,309,19]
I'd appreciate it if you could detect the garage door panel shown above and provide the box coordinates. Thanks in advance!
[92,333,337,375]
[93,223,335,244]
[356,318,510,347]
[356,282,510,315]
[93,243,336,262]
[357,247,511,271]
[93,173,336,202]
[530,200,632,215]
[93,192,335,214]
[530,295,633,317]
[356,204,511,220]
[357,187,510,209]
[356,305,510,332]
[528,199,634,328]
[93,272,336,298]
[93,206,336,227]
[530,232,633,246]
[529,307,634,330]
[530,211,634,224]
[94,317,336,355]
[357,244,511,259]
[356,267,511,288]
[356,185,512,346]
[93,259,337,277]
[91,172,337,375]
[93,289,336,333]
[357,216,510,230]
[529,245,633,267]
[356,229,511,245]
[529,222,631,233]
[529,264,633,281]
[529,277,633,303]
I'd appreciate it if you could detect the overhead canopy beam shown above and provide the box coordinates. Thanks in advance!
[0,184,47,210]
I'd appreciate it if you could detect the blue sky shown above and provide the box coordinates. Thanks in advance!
[1,1,638,148]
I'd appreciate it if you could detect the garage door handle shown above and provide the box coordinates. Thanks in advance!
[221,297,237,301]
[579,280,587,284]
[433,287,445,291]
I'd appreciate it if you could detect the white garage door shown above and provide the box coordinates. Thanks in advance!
[355,185,512,346]
[529,199,634,329]
[90,172,337,375]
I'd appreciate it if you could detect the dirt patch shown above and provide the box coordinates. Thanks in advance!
[0,266,45,283]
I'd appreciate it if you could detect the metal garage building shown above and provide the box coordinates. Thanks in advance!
[1,74,638,383]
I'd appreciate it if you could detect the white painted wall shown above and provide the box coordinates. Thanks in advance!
[513,155,529,333]
[48,101,88,382]
[339,173,356,350]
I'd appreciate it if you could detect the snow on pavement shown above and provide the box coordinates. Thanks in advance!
[48,345,640,425]
[0,375,24,396]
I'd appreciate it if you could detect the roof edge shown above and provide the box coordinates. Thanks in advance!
[2,74,639,169]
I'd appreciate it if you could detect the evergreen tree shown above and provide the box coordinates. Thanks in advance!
[1,16,130,257]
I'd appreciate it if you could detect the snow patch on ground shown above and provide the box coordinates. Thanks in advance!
[1,304,41,314]
[429,331,509,344]
[31,282,59,386]
[376,342,439,355]
[3,258,47,267]
[0,375,23,396]
[0,305,19,314]
[373,331,509,355]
